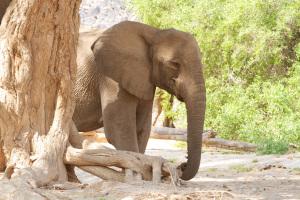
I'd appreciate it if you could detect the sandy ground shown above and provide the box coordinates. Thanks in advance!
[53,139,300,200]
[1,140,299,199]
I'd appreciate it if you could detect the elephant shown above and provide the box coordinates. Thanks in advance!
[74,21,206,181]
[0,0,10,25]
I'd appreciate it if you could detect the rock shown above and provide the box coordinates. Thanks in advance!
[80,0,138,29]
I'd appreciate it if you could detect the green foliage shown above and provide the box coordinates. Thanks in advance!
[155,89,177,122]
[291,167,300,174]
[229,164,253,173]
[206,46,300,149]
[155,88,187,127]
[257,139,289,154]
[206,168,218,173]
[130,0,300,153]
[174,141,187,149]
[131,0,300,82]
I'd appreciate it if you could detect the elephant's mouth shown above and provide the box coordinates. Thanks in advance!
[174,88,184,102]
[176,94,184,102]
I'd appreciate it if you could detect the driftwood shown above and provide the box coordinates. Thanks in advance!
[82,127,256,152]
[203,138,257,152]
[69,127,256,184]
[151,127,257,152]
[64,146,180,184]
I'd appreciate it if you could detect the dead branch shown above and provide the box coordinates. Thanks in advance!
[64,146,181,184]
[79,165,125,182]
[151,127,256,152]
[81,127,256,152]
[150,127,217,141]
[71,127,255,184]
[203,138,257,152]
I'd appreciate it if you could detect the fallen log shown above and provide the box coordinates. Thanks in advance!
[203,138,257,152]
[151,127,256,152]
[81,127,256,152]
[150,127,217,141]
[64,146,181,184]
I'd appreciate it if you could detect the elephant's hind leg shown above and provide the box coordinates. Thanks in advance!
[66,121,83,183]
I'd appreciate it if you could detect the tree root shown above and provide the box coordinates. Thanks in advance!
[64,146,181,184]
[2,165,14,179]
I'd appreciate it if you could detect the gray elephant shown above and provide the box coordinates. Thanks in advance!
[0,0,206,180]
[74,21,206,180]
[0,0,10,25]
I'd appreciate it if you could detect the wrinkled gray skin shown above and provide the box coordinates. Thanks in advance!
[0,0,10,25]
[74,21,206,180]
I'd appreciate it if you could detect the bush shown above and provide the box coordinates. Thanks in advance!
[130,0,300,153]
[131,0,300,82]
[257,139,290,154]
[206,46,300,147]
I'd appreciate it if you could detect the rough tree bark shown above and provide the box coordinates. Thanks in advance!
[0,3,179,196]
[0,0,81,187]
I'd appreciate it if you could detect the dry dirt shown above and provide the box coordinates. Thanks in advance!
[1,139,300,200]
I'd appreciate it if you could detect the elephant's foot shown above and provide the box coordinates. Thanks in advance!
[66,165,81,183]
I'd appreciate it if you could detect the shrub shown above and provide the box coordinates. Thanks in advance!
[130,0,300,153]
[257,139,290,154]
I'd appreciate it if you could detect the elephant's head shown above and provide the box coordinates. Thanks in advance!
[150,28,206,180]
[92,21,206,180]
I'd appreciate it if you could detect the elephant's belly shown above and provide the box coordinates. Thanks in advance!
[75,120,103,132]
[73,103,103,132]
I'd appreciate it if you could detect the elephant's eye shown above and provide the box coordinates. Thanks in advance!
[167,60,180,71]
[171,77,177,84]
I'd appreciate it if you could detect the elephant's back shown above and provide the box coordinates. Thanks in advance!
[77,28,103,63]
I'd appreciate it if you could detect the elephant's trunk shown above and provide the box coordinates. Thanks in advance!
[180,74,206,180]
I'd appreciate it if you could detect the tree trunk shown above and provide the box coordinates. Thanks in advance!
[0,0,81,187]
[0,2,180,196]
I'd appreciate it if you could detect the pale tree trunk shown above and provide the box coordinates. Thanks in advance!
[0,0,81,188]
[0,2,180,197]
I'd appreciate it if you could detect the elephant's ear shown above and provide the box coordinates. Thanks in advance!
[92,21,157,100]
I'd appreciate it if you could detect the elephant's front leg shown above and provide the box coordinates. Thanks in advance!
[100,78,140,152]
[136,99,153,154]
[137,99,166,183]
[100,78,163,183]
